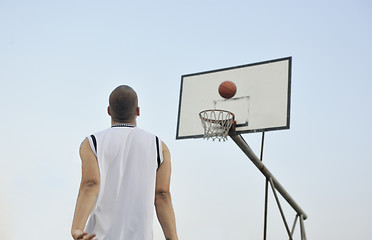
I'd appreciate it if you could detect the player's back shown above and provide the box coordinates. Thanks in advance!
[85,126,162,240]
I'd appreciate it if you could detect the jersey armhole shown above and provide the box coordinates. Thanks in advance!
[88,135,97,156]
[155,136,163,169]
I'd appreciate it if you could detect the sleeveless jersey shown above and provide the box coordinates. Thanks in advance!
[85,126,163,240]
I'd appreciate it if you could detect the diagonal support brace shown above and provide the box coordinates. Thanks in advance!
[229,133,308,220]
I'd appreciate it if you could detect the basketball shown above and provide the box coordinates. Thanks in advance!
[218,81,237,99]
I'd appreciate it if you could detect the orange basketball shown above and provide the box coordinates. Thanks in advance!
[218,81,237,99]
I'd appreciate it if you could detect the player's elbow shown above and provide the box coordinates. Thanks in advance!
[155,190,171,204]
[81,179,100,190]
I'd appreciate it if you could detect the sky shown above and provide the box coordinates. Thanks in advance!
[0,0,371,239]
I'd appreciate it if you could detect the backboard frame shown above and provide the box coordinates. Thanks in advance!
[176,57,292,140]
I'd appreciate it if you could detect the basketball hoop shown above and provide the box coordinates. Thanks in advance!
[199,109,235,141]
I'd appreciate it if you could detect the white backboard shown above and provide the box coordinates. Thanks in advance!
[176,57,292,139]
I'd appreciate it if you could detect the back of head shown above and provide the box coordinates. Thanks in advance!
[109,85,138,123]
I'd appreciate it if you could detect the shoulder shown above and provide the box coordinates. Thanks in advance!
[91,127,112,137]
[134,128,167,151]
[133,127,159,139]
[162,141,170,156]
[80,137,90,150]
[79,137,97,160]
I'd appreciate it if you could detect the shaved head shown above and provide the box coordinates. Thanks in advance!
[109,85,138,123]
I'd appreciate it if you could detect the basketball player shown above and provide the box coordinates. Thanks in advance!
[71,85,178,240]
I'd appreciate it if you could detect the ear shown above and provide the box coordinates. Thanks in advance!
[107,106,111,116]
[136,107,140,117]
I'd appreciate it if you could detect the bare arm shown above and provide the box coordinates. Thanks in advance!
[71,138,100,239]
[155,142,178,240]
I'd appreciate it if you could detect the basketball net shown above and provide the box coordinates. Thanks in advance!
[199,109,235,141]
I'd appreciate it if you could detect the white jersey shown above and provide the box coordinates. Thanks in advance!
[85,126,163,240]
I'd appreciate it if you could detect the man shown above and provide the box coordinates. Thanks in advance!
[71,85,178,240]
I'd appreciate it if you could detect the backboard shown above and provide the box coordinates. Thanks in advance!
[176,57,292,140]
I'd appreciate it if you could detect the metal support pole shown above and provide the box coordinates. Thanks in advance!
[260,132,265,161]
[229,133,308,220]
[263,178,269,240]
[269,178,293,240]
[299,214,307,240]
[260,132,269,240]
[290,214,299,239]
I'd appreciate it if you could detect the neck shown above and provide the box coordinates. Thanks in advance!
[111,119,137,127]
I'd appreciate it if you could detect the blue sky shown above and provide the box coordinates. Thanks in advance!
[0,0,371,239]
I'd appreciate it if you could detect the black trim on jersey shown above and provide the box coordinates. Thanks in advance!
[155,136,161,169]
[90,135,97,153]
